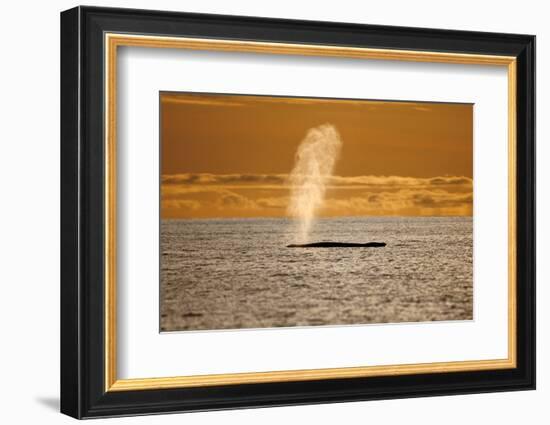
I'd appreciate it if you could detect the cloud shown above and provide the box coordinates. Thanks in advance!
[162,173,286,186]
[323,189,472,216]
[412,191,473,208]
[327,175,472,189]
[161,94,403,109]
[217,192,257,210]
[428,176,472,186]
[162,173,472,190]
[256,197,289,209]
[161,94,245,107]
[413,106,431,112]
[161,173,473,218]
[161,199,201,210]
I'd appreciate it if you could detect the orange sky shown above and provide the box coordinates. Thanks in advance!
[161,92,472,219]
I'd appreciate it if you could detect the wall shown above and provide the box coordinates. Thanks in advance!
[0,1,545,423]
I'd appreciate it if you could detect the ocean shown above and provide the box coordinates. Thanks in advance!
[160,216,472,332]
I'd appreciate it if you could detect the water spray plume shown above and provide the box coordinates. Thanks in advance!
[287,124,342,243]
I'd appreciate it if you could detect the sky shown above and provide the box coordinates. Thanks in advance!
[161,92,473,219]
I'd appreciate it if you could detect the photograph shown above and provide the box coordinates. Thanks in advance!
[160,92,474,332]
[57,5,536,419]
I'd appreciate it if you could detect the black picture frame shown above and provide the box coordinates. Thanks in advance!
[61,5,535,419]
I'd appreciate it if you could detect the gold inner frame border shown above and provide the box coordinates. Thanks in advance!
[104,33,517,392]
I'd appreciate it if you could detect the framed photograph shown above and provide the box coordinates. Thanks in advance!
[60,6,535,419]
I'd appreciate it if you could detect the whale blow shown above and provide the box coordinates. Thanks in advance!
[287,124,342,243]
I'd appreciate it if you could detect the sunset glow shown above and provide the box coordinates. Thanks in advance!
[161,93,472,219]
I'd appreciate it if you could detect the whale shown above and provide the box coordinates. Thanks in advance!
[287,241,386,248]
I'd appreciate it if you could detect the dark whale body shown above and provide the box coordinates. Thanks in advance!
[287,241,386,248]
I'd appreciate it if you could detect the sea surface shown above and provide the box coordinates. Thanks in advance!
[160,216,473,331]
